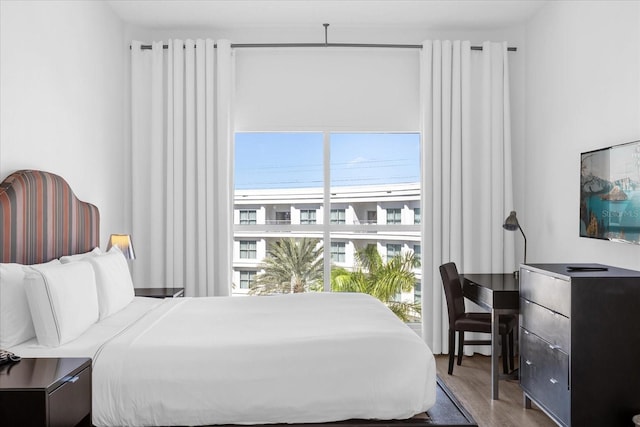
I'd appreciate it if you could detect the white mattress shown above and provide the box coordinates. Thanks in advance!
[11,293,436,426]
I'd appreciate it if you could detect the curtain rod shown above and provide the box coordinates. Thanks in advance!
[136,42,517,51]
[134,24,516,51]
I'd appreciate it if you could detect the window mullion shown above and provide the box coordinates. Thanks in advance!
[323,131,331,292]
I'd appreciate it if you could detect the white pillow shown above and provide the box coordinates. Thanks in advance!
[82,250,134,319]
[59,247,102,263]
[25,262,99,347]
[0,259,60,348]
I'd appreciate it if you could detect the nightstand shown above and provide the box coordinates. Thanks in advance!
[135,287,185,298]
[0,357,91,426]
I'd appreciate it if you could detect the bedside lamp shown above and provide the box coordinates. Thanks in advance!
[503,211,527,265]
[107,234,136,260]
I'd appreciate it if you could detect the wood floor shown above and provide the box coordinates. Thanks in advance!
[434,354,557,427]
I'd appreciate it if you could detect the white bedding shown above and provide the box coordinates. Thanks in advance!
[11,293,436,427]
[10,297,162,358]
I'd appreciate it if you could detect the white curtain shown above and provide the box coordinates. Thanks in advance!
[420,40,515,354]
[130,39,234,297]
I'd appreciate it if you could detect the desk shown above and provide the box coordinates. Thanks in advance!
[460,273,519,400]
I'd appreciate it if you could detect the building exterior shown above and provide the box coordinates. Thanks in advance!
[232,182,421,308]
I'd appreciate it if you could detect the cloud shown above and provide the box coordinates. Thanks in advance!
[349,156,369,165]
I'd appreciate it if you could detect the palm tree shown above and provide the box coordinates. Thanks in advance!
[250,238,324,295]
[331,244,421,321]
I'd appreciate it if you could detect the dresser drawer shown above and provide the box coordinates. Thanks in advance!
[520,328,570,426]
[520,268,571,316]
[49,365,91,427]
[520,298,570,353]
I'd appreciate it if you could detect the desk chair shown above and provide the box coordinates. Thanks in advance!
[439,262,516,375]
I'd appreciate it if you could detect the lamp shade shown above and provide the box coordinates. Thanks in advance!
[503,211,520,231]
[106,234,136,260]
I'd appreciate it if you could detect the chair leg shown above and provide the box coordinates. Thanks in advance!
[457,331,464,366]
[508,330,515,372]
[501,333,509,374]
[448,329,455,375]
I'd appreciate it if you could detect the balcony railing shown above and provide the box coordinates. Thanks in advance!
[353,219,378,225]
[237,219,408,226]
[265,219,292,225]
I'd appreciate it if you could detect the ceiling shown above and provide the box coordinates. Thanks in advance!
[106,0,547,31]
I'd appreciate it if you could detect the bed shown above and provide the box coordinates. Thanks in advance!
[0,170,468,427]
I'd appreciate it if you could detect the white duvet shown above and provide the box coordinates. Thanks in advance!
[12,292,436,427]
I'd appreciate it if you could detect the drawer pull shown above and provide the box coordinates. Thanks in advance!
[549,378,558,384]
[525,359,532,366]
[63,375,80,383]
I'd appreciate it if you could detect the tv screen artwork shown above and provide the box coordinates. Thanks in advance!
[580,140,640,245]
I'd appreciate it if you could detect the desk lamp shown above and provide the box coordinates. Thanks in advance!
[503,211,526,269]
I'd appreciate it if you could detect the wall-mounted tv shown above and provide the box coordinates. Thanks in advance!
[580,140,640,245]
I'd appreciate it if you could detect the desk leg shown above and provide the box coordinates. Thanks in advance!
[491,308,500,400]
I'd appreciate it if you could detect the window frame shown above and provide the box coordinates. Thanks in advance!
[300,209,317,224]
[234,131,421,292]
[239,270,257,289]
[386,243,402,260]
[239,240,257,259]
[330,209,346,224]
[239,209,257,225]
[330,241,346,263]
[386,208,402,224]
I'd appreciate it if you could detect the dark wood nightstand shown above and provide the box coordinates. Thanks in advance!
[0,357,91,426]
[135,287,185,298]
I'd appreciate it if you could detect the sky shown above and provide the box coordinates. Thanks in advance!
[234,132,420,189]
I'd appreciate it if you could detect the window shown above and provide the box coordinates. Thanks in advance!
[330,209,346,224]
[239,240,257,259]
[239,271,257,289]
[393,291,402,302]
[413,244,421,263]
[414,281,421,304]
[386,243,402,260]
[300,209,316,224]
[414,208,421,225]
[331,242,346,262]
[275,211,291,224]
[239,210,257,224]
[234,132,421,320]
[367,210,377,224]
[387,208,402,224]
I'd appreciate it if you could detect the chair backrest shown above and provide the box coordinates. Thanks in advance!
[439,262,466,327]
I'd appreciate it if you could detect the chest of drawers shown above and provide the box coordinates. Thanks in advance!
[519,264,640,427]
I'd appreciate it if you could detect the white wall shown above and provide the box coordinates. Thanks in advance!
[524,1,640,269]
[0,0,127,247]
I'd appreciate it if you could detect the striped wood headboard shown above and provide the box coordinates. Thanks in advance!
[0,170,100,264]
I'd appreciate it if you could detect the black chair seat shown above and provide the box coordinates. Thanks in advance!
[440,262,516,375]
[455,313,516,335]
